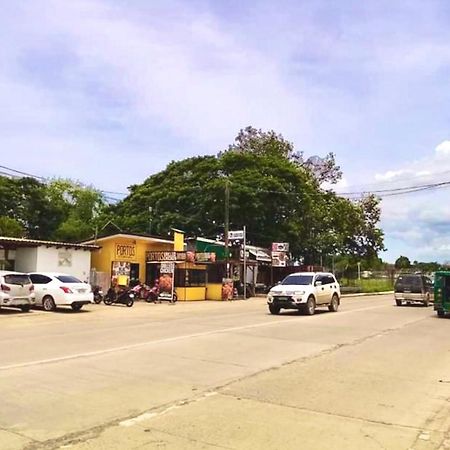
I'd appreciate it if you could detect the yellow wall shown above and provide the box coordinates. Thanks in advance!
[176,287,206,301]
[173,231,185,252]
[91,236,173,282]
[206,283,223,301]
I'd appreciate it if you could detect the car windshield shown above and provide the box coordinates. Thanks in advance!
[281,275,313,285]
[56,275,82,283]
[4,274,31,285]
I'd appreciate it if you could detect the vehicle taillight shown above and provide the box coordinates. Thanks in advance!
[1,284,11,292]
[60,286,73,294]
[29,284,34,292]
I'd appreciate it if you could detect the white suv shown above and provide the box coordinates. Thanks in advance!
[0,271,35,312]
[267,272,340,315]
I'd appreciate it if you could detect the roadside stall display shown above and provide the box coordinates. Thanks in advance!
[158,262,176,302]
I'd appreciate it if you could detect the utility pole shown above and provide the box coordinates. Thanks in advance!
[243,225,247,300]
[149,206,153,235]
[224,179,230,277]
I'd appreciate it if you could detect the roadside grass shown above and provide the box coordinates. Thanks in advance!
[339,278,394,293]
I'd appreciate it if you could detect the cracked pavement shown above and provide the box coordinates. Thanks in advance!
[1,295,450,449]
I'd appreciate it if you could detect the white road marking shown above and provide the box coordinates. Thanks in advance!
[0,303,389,371]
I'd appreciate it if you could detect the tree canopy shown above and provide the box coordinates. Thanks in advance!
[114,127,385,263]
[0,176,106,241]
[0,127,386,264]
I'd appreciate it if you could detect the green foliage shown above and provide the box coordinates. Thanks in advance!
[114,127,385,263]
[339,278,394,293]
[412,261,441,273]
[395,255,411,269]
[48,179,107,242]
[0,216,24,237]
[0,177,65,239]
[0,176,106,242]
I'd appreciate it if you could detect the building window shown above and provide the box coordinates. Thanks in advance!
[175,269,206,287]
[207,264,225,283]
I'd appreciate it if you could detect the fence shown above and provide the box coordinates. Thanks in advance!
[334,270,395,293]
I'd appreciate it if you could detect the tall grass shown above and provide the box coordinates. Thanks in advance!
[338,278,394,293]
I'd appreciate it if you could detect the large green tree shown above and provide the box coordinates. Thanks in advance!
[0,176,65,239]
[114,127,385,263]
[0,176,107,242]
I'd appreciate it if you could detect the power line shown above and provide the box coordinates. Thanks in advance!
[0,165,46,181]
[0,164,128,201]
[3,162,450,202]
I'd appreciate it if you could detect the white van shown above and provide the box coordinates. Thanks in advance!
[0,271,35,312]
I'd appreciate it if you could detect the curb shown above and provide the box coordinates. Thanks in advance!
[342,291,393,298]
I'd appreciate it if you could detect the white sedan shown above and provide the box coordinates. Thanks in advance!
[28,273,93,311]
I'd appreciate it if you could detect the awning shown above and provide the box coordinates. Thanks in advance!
[248,248,272,263]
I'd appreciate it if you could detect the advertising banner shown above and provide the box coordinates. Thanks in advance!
[221,278,234,300]
[271,251,287,267]
[271,242,289,252]
[158,262,175,301]
[112,261,131,285]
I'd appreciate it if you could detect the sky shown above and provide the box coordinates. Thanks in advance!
[1,0,450,263]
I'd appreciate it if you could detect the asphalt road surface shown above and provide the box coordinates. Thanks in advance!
[1,294,450,450]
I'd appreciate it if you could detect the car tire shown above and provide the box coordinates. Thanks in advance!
[395,299,402,306]
[20,305,31,313]
[268,304,280,315]
[71,304,83,311]
[437,310,445,318]
[328,294,339,312]
[303,296,316,315]
[43,296,56,312]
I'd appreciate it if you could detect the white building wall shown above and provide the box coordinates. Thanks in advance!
[15,246,91,281]
[35,247,91,281]
[15,247,39,273]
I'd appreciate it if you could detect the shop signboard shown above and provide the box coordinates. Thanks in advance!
[115,243,137,261]
[228,230,245,240]
[194,252,216,263]
[272,242,289,252]
[146,251,186,262]
[272,251,287,267]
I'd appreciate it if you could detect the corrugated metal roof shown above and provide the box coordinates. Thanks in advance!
[82,233,173,245]
[0,236,100,250]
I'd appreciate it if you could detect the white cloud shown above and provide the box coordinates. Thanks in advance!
[375,169,407,181]
[435,140,450,156]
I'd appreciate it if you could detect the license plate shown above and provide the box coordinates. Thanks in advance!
[78,289,86,293]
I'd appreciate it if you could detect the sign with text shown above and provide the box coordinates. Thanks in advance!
[272,251,287,267]
[146,251,187,262]
[160,262,175,274]
[272,242,289,252]
[228,230,245,240]
[115,243,137,260]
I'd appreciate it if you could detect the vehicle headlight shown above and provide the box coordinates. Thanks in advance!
[294,291,305,296]
[267,293,274,302]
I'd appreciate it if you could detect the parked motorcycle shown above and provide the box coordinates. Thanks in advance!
[104,286,135,307]
[131,283,157,303]
[91,285,104,304]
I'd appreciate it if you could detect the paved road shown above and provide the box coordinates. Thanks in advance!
[1,295,450,449]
